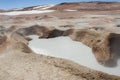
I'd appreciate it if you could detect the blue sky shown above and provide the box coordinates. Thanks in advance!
[0,0,119,9]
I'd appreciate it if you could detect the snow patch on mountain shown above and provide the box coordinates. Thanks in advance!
[0,10,55,16]
[33,5,55,10]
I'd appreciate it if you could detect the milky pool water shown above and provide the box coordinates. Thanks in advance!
[28,35,120,76]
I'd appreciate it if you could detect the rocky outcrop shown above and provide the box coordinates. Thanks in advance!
[16,25,73,38]
[16,25,51,38]
[70,30,111,65]
[109,33,120,66]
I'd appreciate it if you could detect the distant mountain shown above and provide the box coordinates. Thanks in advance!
[0,5,54,12]
[0,2,120,13]
[0,9,6,12]
[49,2,120,11]
[11,5,54,11]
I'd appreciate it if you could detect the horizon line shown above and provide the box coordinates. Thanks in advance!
[0,1,120,10]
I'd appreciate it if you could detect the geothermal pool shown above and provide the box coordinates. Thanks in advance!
[28,35,120,76]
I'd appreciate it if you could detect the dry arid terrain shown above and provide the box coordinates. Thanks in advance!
[0,2,120,80]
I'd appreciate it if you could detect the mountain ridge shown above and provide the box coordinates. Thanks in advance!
[0,2,120,12]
